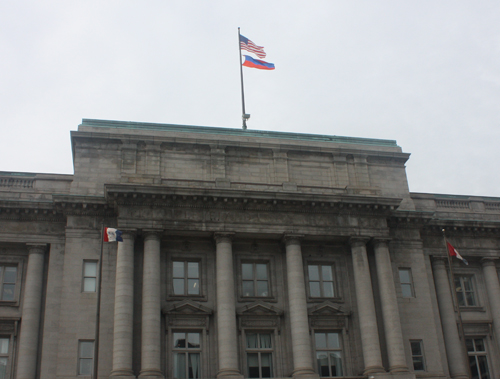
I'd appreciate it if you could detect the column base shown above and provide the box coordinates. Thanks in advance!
[139,368,164,378]
[216,369,244,379]
[110,368,136,378]
[292,367,320,379]
[389,365,411,374]
[363,365,386,375]
[366,372,416,379]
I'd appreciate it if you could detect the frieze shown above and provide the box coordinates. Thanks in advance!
[240,319,277,328]
[168,318,207,327]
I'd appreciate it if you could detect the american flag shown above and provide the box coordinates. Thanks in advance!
[239,34,266,59]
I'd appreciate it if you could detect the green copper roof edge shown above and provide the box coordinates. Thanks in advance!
[80,119,399,147]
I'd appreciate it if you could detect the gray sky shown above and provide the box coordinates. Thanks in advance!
[1,1,499,197]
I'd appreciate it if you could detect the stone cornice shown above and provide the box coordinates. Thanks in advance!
[0,200,64,222]
[52,195,116,217]
[105,184,402,217]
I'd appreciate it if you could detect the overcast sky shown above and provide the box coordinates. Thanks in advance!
[1,1,499,197]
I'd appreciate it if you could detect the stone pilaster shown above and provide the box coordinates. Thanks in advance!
[432,258,468,379]
[17,244,46,379]
[214,233,243,379]
[373,239,409,373]
[481,258,500,358]
[273,149,289,184]
[283,234,319,379]
[139,231,164,378]
[211,145,227,180]
[111,230,136,378]
[349,238,385,375]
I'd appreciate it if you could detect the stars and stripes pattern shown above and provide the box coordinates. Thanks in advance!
[239,34,266,59]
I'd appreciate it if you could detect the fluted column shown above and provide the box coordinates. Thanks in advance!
[481,258,500,356]
[111,230,136,378]
[214,233,243,379]
[17,244,46,379]
[373,239,409,373]
[432,258,468,379]
[140,231,164,378]
[284,235,319,379]
[349,238,385,375]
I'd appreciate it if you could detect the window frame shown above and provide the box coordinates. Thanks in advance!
[236,255,277,303]
[454,275,478,307]
[241,262,270,299]
[0,334,14,379]
[466,337,491,379]
[409,340,425,371]
[307,264,337,299]
[77,340,94,376]
[242,330,276,379]
[398,268,415,298]
[313,331,344,378]
[0,257,24,306]
[167,328,208,379]
[81,260,98,293]
[167,254,207,301]
[304,257,344,302]
[171,330,202,379]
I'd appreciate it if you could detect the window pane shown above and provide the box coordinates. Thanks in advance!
[257,281,269,297]
[413,357,424,371]
[83,277,96,292]
[242,264,253,280]
[0,339,8,354]
[309,282,321,297]
[401,283,413,298]
[308,265,320,281]
[173,261,185,278]
[1,285,15,301]
[410,341,422,356]
[80,341,93,358]
[173,279,185,295]
[474,339,485,352]
[330,352,343,376]
[323,282,334,298]
[247,353,259,378]
[466,291,476,306]
[261,353,273,378]
[315,333,327,349]
[260,334,272,349]
[477,356,490,379]
[174,352,186,379]
[321,266,333,281]
[456,291,466,307]
[188,353,200,379]
[79,358,92,375]
[256,264,268,280]
[174,333,186,348]
[4,267,16,283]
[466,339,474,352]
[0,358,7,379]
[246,333,258,349]
[327,333,340,349]
[188,279,200,295]
[187,262,199,278]
[399,269,410,284]
[187,333,200,349]
[463,277,473,292]
[84,262,97,277]
[243,281,254,297]
[316,352,329,377]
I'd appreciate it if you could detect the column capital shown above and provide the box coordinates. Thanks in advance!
[26,244,47,255]
[481,257,498,267]
[142,229,163,240]
[349,237,370,247]
[119,228,137,239]
[282,233,304,246]
[432,257,448,268]
[214,232,235,244]
[372,238,392,248]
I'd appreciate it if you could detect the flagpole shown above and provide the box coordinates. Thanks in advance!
[93,222,105,379]
[442,229,472,379]
[238,27,248,130]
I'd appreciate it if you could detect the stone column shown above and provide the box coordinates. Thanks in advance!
[17,244,46,379]
[140,231,164,378]
[481,258,500,356]
[349,238,385,375]
[111,231,136,378]
[432,258,468,379]
[214,233,243,379]
[284,235,319,379]
[373,239,409,373]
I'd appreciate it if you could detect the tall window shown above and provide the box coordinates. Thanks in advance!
[0,338,9,379]
[173,332,201,379]
[242,263,269,297]
[0,266,17,301]
[82,261,97,292]
[466,338,490,379]
[78,340,94,375]
[314,332,343,377]
[410,340,425,371]
[455,276,477,306]
[308,265,335,298]
[173,261,200,296]
[399,269,414,298]
[245,332,273,378]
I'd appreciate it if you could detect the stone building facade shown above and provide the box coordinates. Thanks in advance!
[1,119,499,379]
